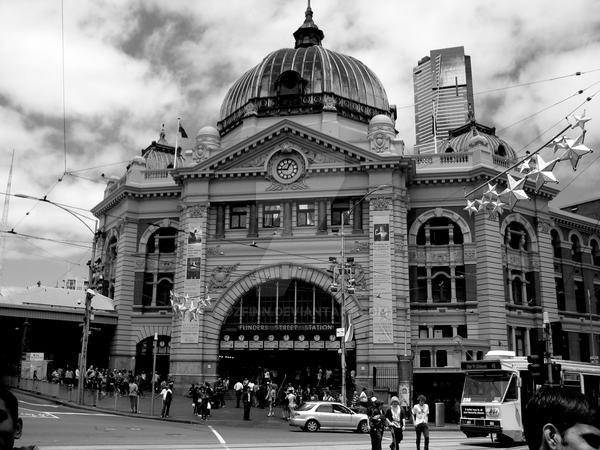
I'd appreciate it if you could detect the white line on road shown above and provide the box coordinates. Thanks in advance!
[19,400,60,408]
[208,425,230,450]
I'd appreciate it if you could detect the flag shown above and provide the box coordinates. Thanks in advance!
[344,313,354,343]
[179,123,188,138]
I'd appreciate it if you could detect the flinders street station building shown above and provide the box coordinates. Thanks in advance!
[88,6,600,404]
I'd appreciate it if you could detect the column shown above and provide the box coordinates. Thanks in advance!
[352,200,362,234]
[247,203,258,238]
[525,328,531,355]
[510,327,516,353]
[450,267,457,303]
[317,200,327,234]
[215,204,225,238]
[426,267,433,303]
[474,211,508,350]
[282,201,292,237]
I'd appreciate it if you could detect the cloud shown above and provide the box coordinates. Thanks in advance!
[0,0,599,287]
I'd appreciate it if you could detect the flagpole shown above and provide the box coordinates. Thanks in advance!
[174,118,180,170]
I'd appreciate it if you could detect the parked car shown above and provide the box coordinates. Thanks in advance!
[289,401,370,433]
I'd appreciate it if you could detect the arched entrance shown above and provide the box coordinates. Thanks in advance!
[217,278,355,391]
[135,335,171,379]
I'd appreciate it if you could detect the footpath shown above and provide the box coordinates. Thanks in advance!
[13,380,459,432]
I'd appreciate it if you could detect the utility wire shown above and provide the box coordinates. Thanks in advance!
[0,230,91,249]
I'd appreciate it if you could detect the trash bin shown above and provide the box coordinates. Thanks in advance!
[435,402,445,427]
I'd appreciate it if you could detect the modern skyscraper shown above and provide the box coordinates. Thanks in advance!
[413,46,474,154]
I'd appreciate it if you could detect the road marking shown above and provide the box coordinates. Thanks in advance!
[19,400,59,408]
[208,425,230,449]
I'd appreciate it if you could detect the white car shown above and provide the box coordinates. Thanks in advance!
[289,401,370,433]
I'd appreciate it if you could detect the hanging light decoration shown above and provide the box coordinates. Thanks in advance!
[464,113,594,217]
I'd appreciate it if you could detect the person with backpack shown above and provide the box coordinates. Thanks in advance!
[128,377,139,413]
[160,383,173,418]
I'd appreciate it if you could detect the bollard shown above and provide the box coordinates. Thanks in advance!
[435,402,445,427]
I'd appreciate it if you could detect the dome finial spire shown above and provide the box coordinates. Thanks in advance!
[293,0,324,48]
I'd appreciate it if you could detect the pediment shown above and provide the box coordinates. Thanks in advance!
[181,120,399,177]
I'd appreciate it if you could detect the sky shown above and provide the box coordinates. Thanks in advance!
[0,0,599,289]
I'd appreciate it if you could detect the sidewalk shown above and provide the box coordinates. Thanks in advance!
[13,382,459,432]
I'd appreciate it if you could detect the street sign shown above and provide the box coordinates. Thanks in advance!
[336,327,345,338]
[591,355,599,364]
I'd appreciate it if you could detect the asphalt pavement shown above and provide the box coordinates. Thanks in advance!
[14,385,459,432]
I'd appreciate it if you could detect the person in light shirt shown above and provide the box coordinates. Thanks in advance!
[412,394,429,450]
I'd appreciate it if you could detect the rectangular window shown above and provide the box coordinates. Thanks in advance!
[230,206,247,229]
[186,257,201,279]
[331,201,350,227]
[575,281,586,313]
[297,202,315,226]
[263,204,281,228]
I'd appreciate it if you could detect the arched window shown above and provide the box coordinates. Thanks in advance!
[147,227,177,254]
[505,222,529,251]
[571,235,582,262]
[416,217,464,245]
[551,229,562,258]
[591,239,600,266]
[496,144,507,157]
[420,350,431,368]
[445,146,455,153]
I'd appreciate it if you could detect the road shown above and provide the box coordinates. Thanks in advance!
[16,392,528,450]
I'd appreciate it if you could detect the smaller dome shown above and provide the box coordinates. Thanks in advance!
[440,121,517,160]
[197,126,219,138]
[369,114,394,127]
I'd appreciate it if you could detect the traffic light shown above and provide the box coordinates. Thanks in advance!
[548,362,562,385]
[527,340,546,384]
[527,354,544,383]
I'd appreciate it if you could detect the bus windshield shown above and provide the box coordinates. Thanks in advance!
[462,372,513,403]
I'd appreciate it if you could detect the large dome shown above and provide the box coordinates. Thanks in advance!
[217,6,392,135]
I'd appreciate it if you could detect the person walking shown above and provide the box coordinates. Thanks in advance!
[368,397,386,450]
[285,387,297,421]
[386,396,406,450]
[242,384,252,420]
[160,383,173,418]
[234,379,244,408]
[266,383,276,417]
[128,377,139,413]
[412,394,430,450]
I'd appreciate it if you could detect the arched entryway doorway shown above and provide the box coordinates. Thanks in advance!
[218,278,355,391]
[135,335,171,379]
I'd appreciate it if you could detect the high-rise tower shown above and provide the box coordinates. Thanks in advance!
[413,46,474,154]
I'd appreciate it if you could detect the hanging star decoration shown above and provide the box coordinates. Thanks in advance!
[559,134,592,171]
[528,154,559,191]
[170,291,212,321]
[464,114,593,216]
[463,199,479,217]
[500,174,529,209]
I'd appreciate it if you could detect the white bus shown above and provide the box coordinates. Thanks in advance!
[460,350,600,443]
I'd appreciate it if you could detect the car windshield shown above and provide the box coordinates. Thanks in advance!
[462,372,512,403]
[297,403,316,412]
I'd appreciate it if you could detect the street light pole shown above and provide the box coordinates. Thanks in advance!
[78,225,99,405]
[337,184,390,405]
[150,332,158,415]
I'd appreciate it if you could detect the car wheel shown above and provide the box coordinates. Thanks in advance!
[357,420,369,433]
[304,419,319,432]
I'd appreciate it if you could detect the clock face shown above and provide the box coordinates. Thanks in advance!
[276,158,299,180]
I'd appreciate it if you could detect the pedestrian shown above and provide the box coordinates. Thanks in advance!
[0,386,38,450]
[242,384,252,420]
[523,385,600,450]
[386,396,406,450]
[412,394,430,450]
[285,387,297,421]
[368,396,385,450]
[190,384,199,416]
[160,383,173,418]
[234,379,244,408]
[359,387,368,408]
[128,377,139,413]
[266,383,277,417]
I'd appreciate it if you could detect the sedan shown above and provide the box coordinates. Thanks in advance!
[289,401,370,433]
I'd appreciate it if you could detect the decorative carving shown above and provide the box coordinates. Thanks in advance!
[303,150,337,164]
[539,221,550,233]
[244,101,258,116]
[192,144,210,163]
[265,179,309,191]
[186,205,207,218]
[209,264,239,290]
[370,196,391,211]
[322,95,337,111]
[247,153,269,167]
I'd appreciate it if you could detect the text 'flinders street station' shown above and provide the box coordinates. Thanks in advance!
[79,6,599,404]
